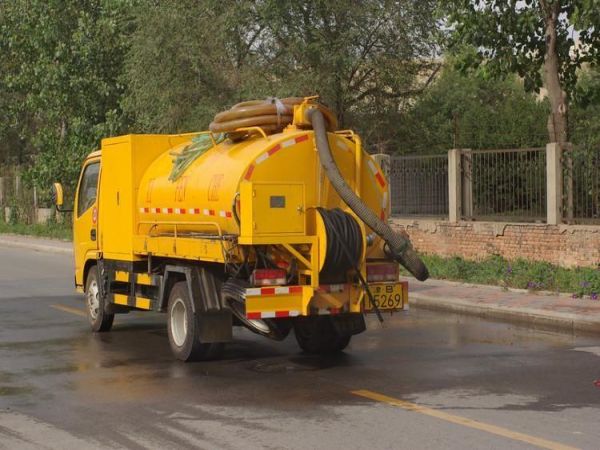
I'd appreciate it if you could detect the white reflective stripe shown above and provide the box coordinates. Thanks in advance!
[174,208,182,214]
[282,139,295,148]
[151,208,159,214]
[255,153,269,164]
[367,160,377,174]
[139,207,145,213]
[219,211,227,218]
[274,286,289,295]
[289,310,300,317]
[161,208,168,214]
[261,311,276,319]
[382,191,388,208]
[318,309,331,315]
[188,209,197,215]
[246,288,261,296]
[203,209,210,216]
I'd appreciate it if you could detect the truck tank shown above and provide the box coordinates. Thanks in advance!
[136,127,388,265]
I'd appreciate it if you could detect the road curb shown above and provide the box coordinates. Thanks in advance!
[409,292,600,334]
[0,237,72,255]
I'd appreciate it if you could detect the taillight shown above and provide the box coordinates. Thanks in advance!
[251,268,287,286]
[367,263,399,282]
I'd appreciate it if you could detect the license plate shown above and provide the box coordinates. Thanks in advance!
[364,282,406,312]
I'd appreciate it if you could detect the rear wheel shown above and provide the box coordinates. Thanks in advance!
[86,266,114,332]
[294,316,351,355]
[167,281,223,362]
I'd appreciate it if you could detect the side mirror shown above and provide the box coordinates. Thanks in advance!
[51,183,73,212]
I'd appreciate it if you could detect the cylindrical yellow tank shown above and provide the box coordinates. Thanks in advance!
[137,128,389,253]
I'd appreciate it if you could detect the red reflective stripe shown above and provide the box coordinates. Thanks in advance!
[295,134,309,143]
[247,312,261,320]
[167,208,173,214]
[380,210,385,220]
[275,311,290,318]
[245,164,255,180]
[261,287,275,295]
[225,211,232,218]
[209,209,215,216]
[329,308,340,315]
[375,172,386,188]
[268,144,281,156]
[179,208,186,214]
[289,286,303,294]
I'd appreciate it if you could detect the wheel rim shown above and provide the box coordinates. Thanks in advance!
[87,279,100,320]
[170,298,188,347]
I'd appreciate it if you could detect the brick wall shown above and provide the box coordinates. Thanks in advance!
[390,218,600,268]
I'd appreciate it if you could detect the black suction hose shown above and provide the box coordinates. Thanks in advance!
[308,108,429,281]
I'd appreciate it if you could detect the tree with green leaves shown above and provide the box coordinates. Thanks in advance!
[123,0,270,133]
[0,0,134,193]
[123,0,441,151]
[395,66,549,154]
[446,0,600,146]
[259,0,440,140]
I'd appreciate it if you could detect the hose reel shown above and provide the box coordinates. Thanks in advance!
[317,208,363,283]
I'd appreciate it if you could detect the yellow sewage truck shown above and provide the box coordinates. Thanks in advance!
[53,97,428,361]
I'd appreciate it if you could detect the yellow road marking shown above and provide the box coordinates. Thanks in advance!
[50,304,86,317]
[351,390,579,450]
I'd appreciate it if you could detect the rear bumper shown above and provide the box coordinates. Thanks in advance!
[244,281,408,319]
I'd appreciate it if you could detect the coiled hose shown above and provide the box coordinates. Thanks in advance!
[317,208,363,283]
[209,97,337,140]
[308,108,429,281]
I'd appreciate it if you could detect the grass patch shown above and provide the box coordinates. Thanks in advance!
[402,254,600,299]
[0,220,72,240]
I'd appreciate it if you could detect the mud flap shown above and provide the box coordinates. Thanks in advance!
[196,311,233,343]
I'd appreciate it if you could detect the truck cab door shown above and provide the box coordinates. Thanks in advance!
[73,159,100,287]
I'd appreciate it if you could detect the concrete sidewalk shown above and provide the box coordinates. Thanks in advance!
[0,234,72,255]
[404,276,600,334]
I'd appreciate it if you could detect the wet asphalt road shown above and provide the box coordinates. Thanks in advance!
[1,246,600,450]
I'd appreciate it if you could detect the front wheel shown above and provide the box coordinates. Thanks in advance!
[167,281,223,362]
[294,316,351,355]
[86,266,114,332]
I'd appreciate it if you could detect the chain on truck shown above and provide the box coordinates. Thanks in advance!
[51,97,429,361]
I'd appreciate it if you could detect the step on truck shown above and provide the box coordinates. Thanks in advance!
[52,97,428,361]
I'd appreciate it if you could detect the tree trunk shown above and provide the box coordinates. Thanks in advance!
[541,0,568,146]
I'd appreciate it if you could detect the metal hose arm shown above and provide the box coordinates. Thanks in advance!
[308,108,429,281]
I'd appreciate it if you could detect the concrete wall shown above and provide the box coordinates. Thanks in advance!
[390,217,600,268]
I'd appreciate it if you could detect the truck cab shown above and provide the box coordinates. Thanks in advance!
[72,151,101,290]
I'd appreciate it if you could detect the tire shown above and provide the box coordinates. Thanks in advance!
[86,265,114,332]
[167,281,224,362]
[294,316,351,355]
[222,278,292,341]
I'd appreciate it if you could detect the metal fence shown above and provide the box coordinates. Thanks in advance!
[465,148,547,222]
[0,168,54,224]
[389,154,448,216]
[563,147,600,224]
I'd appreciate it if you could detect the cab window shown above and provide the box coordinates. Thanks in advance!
[77,162,100,217]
